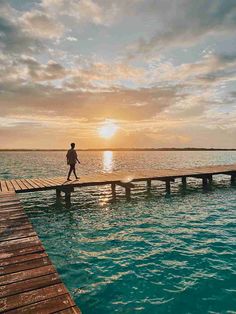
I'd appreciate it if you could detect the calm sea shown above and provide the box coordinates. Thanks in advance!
[1,151,236,314]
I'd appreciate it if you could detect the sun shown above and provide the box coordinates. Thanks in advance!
[98,121,118,139]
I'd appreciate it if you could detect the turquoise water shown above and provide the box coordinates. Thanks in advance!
[1,151,236,313]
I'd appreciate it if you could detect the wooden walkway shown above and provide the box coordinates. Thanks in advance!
[0,191,81,314]
[0,164,235,201]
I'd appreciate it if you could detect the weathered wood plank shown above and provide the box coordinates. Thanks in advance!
[0,256,51,275]
[0,180,8,193]
[0,272,60,298]
[0,236,41,253]
[0,208,25,215]
[0,228,36,242]
[0,199,21,205]
[24,178,41,189]
[0,245,45,260]
[0,283,67,312]
[0,205,22,212]
[38,178,58,187]
[0,265,56,285]
[4,294,75,314]
[58,307,82,314]
[0,252,47,267]
[29,178,48,188]
[0,213,27,222]
[0,192,80,313]
[33,178,50,188]
[10,180,22,192]
[5,181,15,192]
[19,179,34,190]
[15,179,28,190]
[0,218,31,229]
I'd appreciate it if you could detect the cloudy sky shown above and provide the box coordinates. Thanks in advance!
[0,0,236,149]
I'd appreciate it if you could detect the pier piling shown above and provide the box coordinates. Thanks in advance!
[125,187,131,201]
[165,180,171,194]
[147,179,151,193]
[182,177,187,189]
[202,177,209,191]
[231,173,236,185]
[208,174,213,185]
[56,188,61,198]
[111,183,116,199]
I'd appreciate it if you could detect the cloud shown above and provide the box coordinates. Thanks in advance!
[69,61,145,88]
[20,10,64,39]
[0,51,234,125]
[41,0,119,26]
[0,79,178,121]
[0,0,235,148]
[127,0,236,55]
[21,56,66,81]
[66,36,77,42]
[0,55,67,83]
[0,15,40,54]
[148,53,236,89]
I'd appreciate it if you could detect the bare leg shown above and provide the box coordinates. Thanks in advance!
[67,165,73,180]
[72,165,78,179]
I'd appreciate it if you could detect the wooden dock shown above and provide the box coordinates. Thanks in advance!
[0,164,236,202]
[0,191,81,313]
[0,163,235,312]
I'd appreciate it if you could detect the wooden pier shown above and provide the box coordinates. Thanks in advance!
[0,163,235,312]
[0,191,81,313]
[0,164,235,202]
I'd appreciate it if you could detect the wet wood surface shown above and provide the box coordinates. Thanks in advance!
[0,191,81,314]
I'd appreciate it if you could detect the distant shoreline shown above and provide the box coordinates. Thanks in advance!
[0,148,236,152]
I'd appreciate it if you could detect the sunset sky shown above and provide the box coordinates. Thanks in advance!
[0,0,236,149]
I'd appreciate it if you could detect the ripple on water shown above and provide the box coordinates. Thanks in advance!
[19,184,236,314]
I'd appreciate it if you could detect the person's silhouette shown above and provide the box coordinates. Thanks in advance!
[66,143,80,181]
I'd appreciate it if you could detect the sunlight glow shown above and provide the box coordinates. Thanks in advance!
[98,121,118,139]
[103,151,113,172]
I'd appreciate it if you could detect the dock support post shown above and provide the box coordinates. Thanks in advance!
[125,187,131,201]
[231,173,236,185]
[111,183,116,199]
[165,180,171,194]
[61,187,74,206]
[182,177,187,189]
[208,175,213,185]
[202,177,208,191]
[56,189,61,199]
[117,182,134,201]
[147,179,151,193]
[65,191,71,204]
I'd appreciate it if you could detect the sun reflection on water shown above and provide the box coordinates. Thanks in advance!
[103,151,113,173]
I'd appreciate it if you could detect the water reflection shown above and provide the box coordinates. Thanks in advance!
[103,151,113,172]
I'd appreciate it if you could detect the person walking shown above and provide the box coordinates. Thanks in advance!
[66,143,80,181]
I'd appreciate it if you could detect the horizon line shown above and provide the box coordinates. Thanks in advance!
[0,147,236,152]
